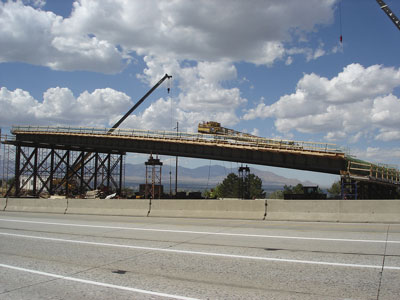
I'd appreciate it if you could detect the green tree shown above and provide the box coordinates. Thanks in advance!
[328,180,341,198]
[247,174,265,199]
[217,173,240,198]
[283,183,304,194]
[214,172,265,199]
[203,189,218,199]
[268,190,284,199]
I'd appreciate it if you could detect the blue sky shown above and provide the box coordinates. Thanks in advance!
[1,0,400,187]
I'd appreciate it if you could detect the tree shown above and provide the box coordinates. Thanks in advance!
[268,190,284,199]
[203,189,218,199]
[283,183,304,194]
[217,173,240,198]
[247,174,265,199]
[214,172,265,199]
[328,180,341,198]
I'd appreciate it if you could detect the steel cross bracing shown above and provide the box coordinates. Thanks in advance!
[3,145,123,198]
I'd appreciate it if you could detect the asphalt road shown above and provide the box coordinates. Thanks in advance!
[0,212,399,300]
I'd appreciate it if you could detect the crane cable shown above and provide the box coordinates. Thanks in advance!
[339,2,343,44]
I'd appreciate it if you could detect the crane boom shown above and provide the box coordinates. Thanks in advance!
[109,73,172,132]
[376,0,400,31]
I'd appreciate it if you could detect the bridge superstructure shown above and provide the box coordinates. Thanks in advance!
[2,125,400,199]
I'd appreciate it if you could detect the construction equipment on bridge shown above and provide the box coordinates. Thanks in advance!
[376,0,400,31]
[198,121,306,151]
[198,121,256,137]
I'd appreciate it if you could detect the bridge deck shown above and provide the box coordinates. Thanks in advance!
[10,126,345,155]
[7,126,347,175]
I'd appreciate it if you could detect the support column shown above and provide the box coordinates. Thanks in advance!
[14,145,21,197]
[32,148,38,197]
[65,150,70,196]
[119,154,123,195]
[80,151,85,194]
[107,154,111,191]
[49,149,55,195]
[94,152,98,190]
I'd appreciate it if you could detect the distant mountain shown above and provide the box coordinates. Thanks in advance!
[124,163,315,191]
[0,153,315,191]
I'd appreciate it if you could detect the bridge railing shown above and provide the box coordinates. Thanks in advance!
[346,159,400,184]
[11,125,345,155]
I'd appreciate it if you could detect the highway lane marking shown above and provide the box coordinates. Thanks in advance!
[1,232,400,270]
[0,263,199,300]
[0,218,399,244]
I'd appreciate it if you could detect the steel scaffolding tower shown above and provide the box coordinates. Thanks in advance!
[4,145,124,198]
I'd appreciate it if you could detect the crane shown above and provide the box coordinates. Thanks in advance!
[109,73,172,132]
[376,0,400,31]
[66,74,172,194]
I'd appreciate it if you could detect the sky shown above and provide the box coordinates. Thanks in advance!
[1,0,400,188]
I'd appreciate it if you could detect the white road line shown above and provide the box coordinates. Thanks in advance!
[1,232,399,270]
[0,218,398,244]
[0,263,199,300]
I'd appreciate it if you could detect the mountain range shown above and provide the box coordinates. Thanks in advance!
[0,154,315,191]
[124,163,315,191]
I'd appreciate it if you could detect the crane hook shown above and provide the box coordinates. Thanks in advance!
[167,75,172,94]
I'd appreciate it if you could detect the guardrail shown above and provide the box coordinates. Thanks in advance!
[346,159,400,184]
[11,125,345,155]
[0,134,15,143]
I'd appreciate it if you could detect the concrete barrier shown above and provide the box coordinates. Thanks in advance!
[149,199,266,220]
[4,198,67,214]
[266,199,400,223]
[65,199,150,216]
[0,198,7,211]
[338,200,400,223]
[266,200,340,222]
[1,198,400,223]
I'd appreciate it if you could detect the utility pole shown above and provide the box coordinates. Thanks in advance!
[175,122,179,197]
[169,168,172,197]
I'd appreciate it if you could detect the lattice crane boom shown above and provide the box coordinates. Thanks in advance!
[376,0,400,31]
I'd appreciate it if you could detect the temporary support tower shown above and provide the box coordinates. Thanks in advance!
[145,154,163,199]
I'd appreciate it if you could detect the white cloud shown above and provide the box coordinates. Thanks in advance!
[0,88,38,125]
[73,0,337,65]
[352,147,400,167]
[23,0,46,9]
[0,0,337,73]
[0,0,338,131]
[0,87,132,127]
[0,57,246,132]
[123,58,247,131]
[285,56,293,66]
[0,0,343,134]
[244,63,400,142]
[0,1,126,73]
